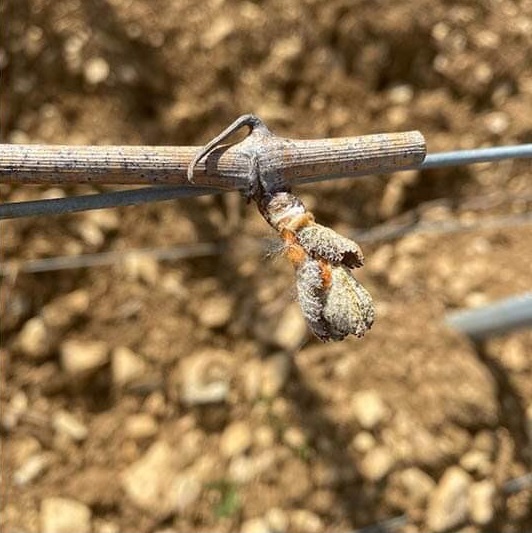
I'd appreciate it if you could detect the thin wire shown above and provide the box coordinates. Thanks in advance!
[0,185,218,220]
[445,292,532,340]
[2,211,530,276]
[421,143,532,169]
[1,144,531,220]
[0,242,223,276]
[354,211,532,243]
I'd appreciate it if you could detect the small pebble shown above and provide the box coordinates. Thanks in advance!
[272,304,307,350]
[168,474,202,513]
[426,466,472,532]
[351,431,376,453]
[290,509,323,533]
[144,391,167,418]
[283,427,307,449]
[14,317,53,360]
[460,450,492,476]
[484,111,509,135]
[181,351,231,405]
[367,244,394,276]
[122,254,159,285]
[240,517,272,533]
[2,392,29,431]
[229,450,276,484]
[112,346,147,388]
[41,290,90,330]
[84,57,110,84]
[388,84,414,105]
[74,220,105,247]
[182,380,229,405]
[265,507,289,532]
[122,440,201,517]
[261,352,291,397]
[52,410,88,442]
[396,467,435,505]
[469,480,496,525]
[359,446,394,481]
[11,434,40,465]
[242,359,262,401]
[93,520,120,533]
[60,339,109,377]
[41,497,92,533]
[196,294,234,329]
[501,337,529,372]
[125,414,158,440]
[351,390,388,429]
[220,421,253,458]
[254,425,275,449]
[85,210,120,232]
[203,16,235,49]
[14,453,52,486]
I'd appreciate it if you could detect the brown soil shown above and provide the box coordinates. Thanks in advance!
[1,1,531,532]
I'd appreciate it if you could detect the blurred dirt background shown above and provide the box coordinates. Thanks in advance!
[1,0,532,532]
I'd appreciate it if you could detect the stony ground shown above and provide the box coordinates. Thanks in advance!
[1,0,532,532]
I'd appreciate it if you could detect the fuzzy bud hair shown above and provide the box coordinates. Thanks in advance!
[295,224,365,268]
[322,265,375,340]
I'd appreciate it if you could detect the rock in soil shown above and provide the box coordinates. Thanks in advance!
[240,517,272,533]
[41,497,92,533]
[469,480,496,526]
[60,339,109,377]
[395,467,435,506]
[111,346,147,388]
[351,390,388,429]
[52,410,88,442]
[41,289,90,330]
[13,453,52,486]
[351,431,377,454]
[265,508,289,532]
[359,446,394,481]
[122,440,201,518]
[261,352,291,397]
[272,303,308,350]
[460,449,492,476]
[14,317,54,360]
[196,294,234,329]
[125,413,158,440]
[228,450,276,484]
[426,466,472,532]
[180,350,232,406]
[220,421,253,458]
[289,509,324,533]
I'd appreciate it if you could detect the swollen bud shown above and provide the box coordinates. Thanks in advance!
[295,223,365,268]
[322,265,375,340]
[295,257,375,342]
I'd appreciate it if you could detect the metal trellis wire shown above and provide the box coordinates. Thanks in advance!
[445,292,532,340]
[0,142,531,220]
[2,211,531,278]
